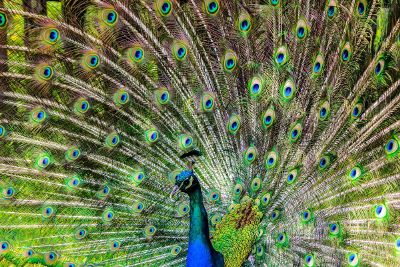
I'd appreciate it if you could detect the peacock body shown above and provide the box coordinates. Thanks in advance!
[0,0,400,266]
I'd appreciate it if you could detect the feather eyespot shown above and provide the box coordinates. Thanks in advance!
[347,253,359,267]
[178,134,194,150]
[65,147,81,161]
[341,42,352,62]
[289,122,302,143]
[304,254,315,267]
[312,54,324,76]
[172,41,188,61]
[356,0,367,16]
[374,204,388,219]
[227,114,241,134]
[206,0,220,15]
[102,9,118,26]
[145,129,159,144]
[319,101,330,121]
[296,19,309,39]
[128,45,145,63]
[274,46,289,66]
[74,98,90,114]
[171,245,182,256]
[201,93,215,112]
[2,187,15,199]
[248,76,264,99]
[155,88,170,105]
[262,107,276,129]
[42,28,60,44]
[113,88,130,106]
[82,52,101,69]
[36,153,52,169]
[0,125,6,138]
[0,12,7,28]
[223,51,238,72]
[265,150,278,169]
[243,146,258,165]
[156,0,173,16]
[326,0,338,18]
[238,13,252,35]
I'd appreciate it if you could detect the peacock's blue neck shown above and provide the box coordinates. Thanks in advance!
[186,187,224,267]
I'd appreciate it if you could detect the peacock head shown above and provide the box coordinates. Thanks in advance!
[170,170,200,197]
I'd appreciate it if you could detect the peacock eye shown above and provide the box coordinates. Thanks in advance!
[155,88,170,105]
[351,102,363,119]
[45,251,58,263]
[74,98,90,114]
[67,176,81,188]
[42,206,55,219]
[172,41,188,61]
[171,245,182,256]
[75,228,87,239]
[179,134,194,150]
[286,168,299,185]
[82,52,101,69]
[356,0,367,16]
[243,146,258,165]
[128,46,145,63]
[206,0,220,15]
[260,193,271,206]
[0,12,7,28]
[319,101,330,121]
[157,0,172,16]
[348,165,363,181]
[48,29,60,43]
[312,54,324,76]
[374,59,385,76]
[289,122,303,143]
[318,154,334,171]
[65,147,81,161]
[24,248,34,258]
[144,225,157,237]
[0,241,10,252]
[374,204,387,219]
[227,114,241,134]
[223,51,238,72]
[238,13,252,35]
[103,209,114,222]
[201,92,215,112]
[270,0,279,6]
[36,153,51,169]
[385,138,399,157]
[301,209,313,224]
[395,238,400,251]
[113,88,130,106]
[304,254,315,266]
[145,129,159,144]
[296,19,308,39]
[274,46,289,66]
[327,6,337,17]
[247,75,264,99]
[328,222,341,237]
[106,132,121,147]
[2,187,15,199]
[347,253,359,266]
[104,9,118,25]
[341,43,352,62]
[0,125,6,138]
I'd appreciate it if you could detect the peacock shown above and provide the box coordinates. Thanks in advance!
[0,0,399,266]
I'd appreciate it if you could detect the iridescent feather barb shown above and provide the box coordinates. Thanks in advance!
[0,0,399,266]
